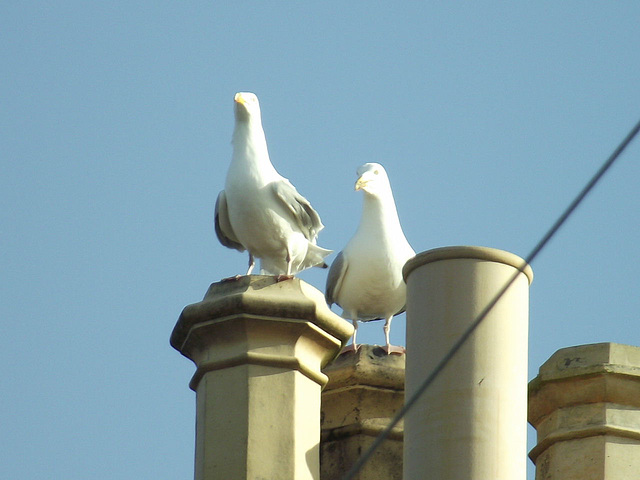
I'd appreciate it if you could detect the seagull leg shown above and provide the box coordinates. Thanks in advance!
[353,318,359,350]
[275,249,294,282]
[382,316,405,355]
[220,253,255,282]
[245,253,255,275]
[340,318,359,354]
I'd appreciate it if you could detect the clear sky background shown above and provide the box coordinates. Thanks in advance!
[2,3,639,479]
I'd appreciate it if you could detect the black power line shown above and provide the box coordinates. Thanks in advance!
[341,117,640,480]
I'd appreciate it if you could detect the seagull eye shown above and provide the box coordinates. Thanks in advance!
[374,170,379,175]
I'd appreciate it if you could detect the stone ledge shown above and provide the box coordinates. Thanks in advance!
[529,422,640,463]
[529,343,640,425]
[323,345,405,391]
[171,276,353,352]
[321,419,404,442]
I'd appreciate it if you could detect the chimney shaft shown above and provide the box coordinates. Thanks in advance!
[171,276,353,480]
[402,246,533,480]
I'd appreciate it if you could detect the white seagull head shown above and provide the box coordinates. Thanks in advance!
[355,162,391,197]
[234,92,261,123]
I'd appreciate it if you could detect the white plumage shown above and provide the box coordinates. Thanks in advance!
[325,163,415,353]
[215,92,331,276]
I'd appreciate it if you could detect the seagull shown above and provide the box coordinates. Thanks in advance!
[325,163,415,354]
[214,92,332,277]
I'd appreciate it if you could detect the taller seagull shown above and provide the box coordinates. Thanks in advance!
[215,92,332,276]
[326,163,415,353]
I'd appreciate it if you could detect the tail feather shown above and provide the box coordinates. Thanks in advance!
[304,243,332,268]
[288,243,332,274]
[260,243,332,276]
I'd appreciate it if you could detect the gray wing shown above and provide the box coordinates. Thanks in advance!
[214,190,245,252]
[325,251,347,306]
[271,180,324,242]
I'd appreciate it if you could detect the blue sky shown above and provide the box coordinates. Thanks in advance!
[2,3,639,479]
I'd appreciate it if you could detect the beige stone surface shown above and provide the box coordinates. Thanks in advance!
[321,345,405,480]
[403,246,532,480]
[172,276,353,480]
[528,343,640,480]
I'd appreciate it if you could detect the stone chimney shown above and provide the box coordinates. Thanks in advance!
[321,345,405,480]
[528,342,640,480]
[171,276,353,480]
[402,246,533,480]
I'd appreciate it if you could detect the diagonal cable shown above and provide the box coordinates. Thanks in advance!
[341,117,640,480]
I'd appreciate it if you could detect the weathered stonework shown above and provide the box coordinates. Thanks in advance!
[529,343,640,480]
[321,345,405,480]
[172,276,353,480]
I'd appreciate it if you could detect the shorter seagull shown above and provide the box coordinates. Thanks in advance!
[325,163,415,354]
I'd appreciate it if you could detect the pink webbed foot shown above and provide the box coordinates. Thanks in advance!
[381,344,406,355]
[340,342,360,355]
[220,274,244,282]
[275,274,294,282]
